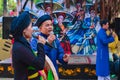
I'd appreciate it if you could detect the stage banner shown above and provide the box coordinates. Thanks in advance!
[58,55,97,79]
[0,56,97,79]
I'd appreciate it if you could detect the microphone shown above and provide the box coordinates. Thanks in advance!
[50,31,57,49]
[32,32,53,48]
[32,32,40,39]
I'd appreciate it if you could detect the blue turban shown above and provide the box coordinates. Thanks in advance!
[34,15,52,28]
[10,11,31,39]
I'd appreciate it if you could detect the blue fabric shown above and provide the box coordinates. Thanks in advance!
[67,20,97,55]
[83,17,100,28]
[10,11,31,39]
[96,28,114,76]
[30,32,66,73]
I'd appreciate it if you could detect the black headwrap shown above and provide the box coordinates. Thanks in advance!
[10,11,31,39]
[34,15,52,28]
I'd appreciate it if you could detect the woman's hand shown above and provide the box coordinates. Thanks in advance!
[38,36,46,45]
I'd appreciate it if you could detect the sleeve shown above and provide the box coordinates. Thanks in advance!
[83,18,91,27]
[30,38,38,52]
[108,32,119,49]
[53,24,60,35]
[15,44,45,70]
[71,15,78,25]
[99,30,114,45]
[65,41,72,54]
[60,35,72,54]
[114,32,119,44]
[56,39,67,64]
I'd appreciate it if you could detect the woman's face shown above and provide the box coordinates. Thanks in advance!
[23,22,33,39]
[90,10,95,18]
[45,7,52,14]
[76,3,81,11]
[57,15,64,23]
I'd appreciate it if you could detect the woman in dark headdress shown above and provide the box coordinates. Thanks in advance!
[10,11,46,80]
[53,12,76,55]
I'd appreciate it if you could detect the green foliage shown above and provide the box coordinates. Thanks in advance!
[0,0,16,16]
[7,0,17,11]
[0,0,3,16]
[34,0,42,3]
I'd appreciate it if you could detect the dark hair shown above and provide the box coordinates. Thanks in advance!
[57,12,66,19]
[10,11,31,39]
[44,3,52,10]
[100,19,108,27]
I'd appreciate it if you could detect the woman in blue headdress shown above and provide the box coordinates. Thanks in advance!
[10,11,46,80]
